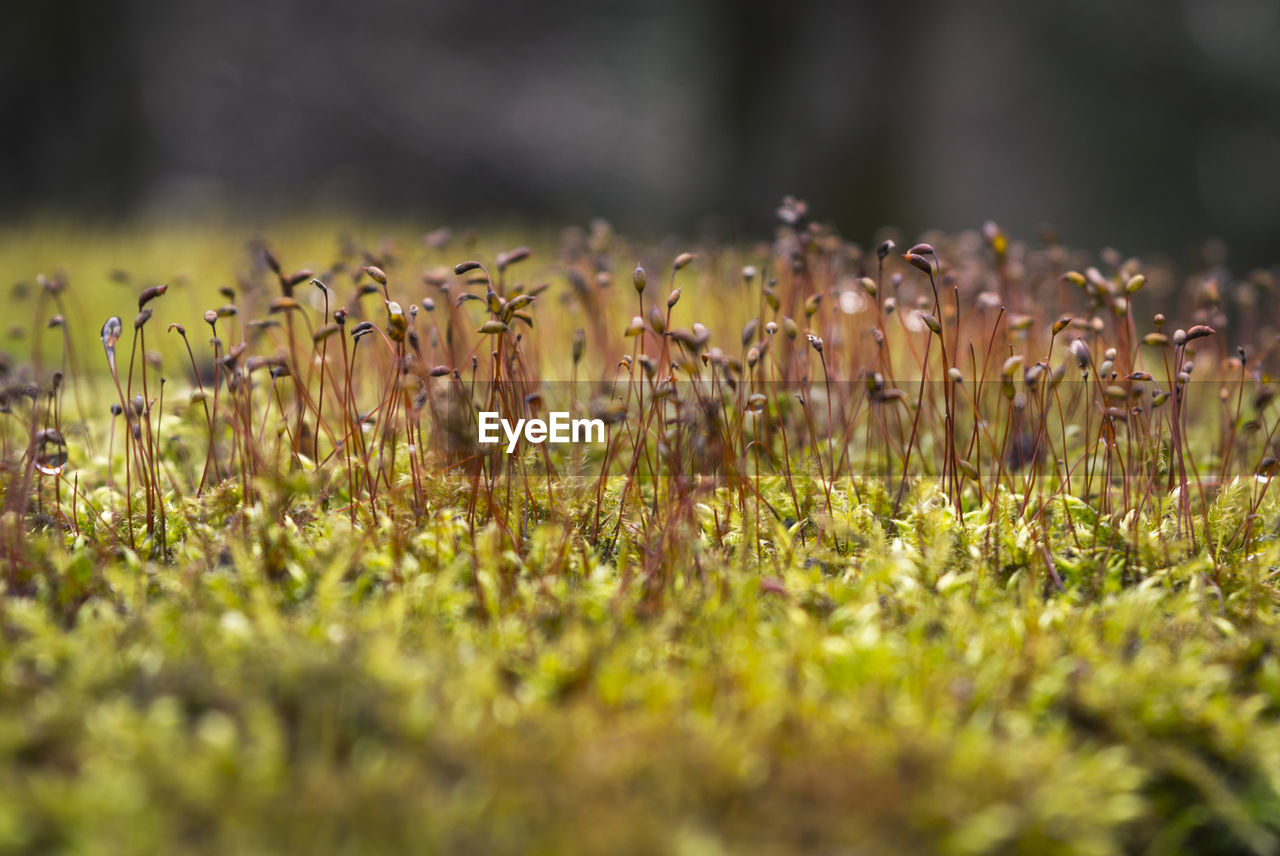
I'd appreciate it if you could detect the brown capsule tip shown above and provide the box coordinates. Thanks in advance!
[496,246,531,270]
[138,284,169,309]
[904,253,933,274]
[312,323,340,343]
[286,269,313,288]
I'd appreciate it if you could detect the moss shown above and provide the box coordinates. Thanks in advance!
[2,207,1280,853]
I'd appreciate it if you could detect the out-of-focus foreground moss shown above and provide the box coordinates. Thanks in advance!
[4,494,1280,855]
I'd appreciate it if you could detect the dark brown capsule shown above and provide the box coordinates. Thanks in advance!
[312,324,340,343]
[138,284,168,309]
[496,246,531,271]
[903,253,933,274]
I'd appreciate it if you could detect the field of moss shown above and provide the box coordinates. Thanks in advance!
[3,207,1280,854]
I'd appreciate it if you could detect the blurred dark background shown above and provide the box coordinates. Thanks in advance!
[3,0,1279,264]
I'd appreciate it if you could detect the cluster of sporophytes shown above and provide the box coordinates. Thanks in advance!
[5,202,1278,586]
[2,202,1280,853]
